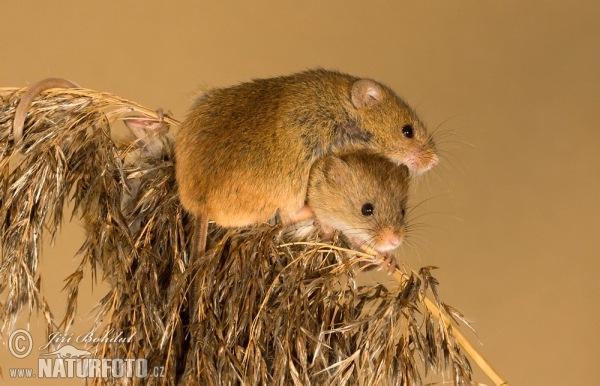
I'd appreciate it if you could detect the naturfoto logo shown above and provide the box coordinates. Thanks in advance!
[8,328,164,380]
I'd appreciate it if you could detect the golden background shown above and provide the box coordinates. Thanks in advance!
[1,1,599,385]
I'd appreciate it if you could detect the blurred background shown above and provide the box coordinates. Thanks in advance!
[1,1,599,384]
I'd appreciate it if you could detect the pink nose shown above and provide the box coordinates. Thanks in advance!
[377,230,403,251]
[386,236,401,248]
[409,150,438,173]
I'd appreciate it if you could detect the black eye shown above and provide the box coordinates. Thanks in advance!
[401,208,406,217]
[401,124,414,138]
[361,203,375,216]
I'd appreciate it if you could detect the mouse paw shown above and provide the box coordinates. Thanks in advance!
[379,252,398,275]
[360,252,398,275]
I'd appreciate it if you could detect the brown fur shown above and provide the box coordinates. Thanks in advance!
[307,152,410,253]
[175,68,436,228]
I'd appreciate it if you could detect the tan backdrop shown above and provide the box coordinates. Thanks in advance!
[1,1,599,385]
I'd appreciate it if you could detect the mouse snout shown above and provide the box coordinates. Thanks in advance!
[406,146,438,173]
[375,229,404,252]
[388,236,401,248]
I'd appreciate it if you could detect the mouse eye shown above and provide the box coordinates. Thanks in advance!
[401,208,406,217]
[361,203,375,216]
[401,124,414,138]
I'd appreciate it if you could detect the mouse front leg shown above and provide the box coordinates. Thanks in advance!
[316,221,335,240]
[373,252,398,274]
[357,251,398,275]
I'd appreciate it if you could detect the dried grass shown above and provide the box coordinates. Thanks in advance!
[0,85,505,385]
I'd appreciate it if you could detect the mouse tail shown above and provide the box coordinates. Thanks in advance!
[189,214,208,324]
[13,78,79,143]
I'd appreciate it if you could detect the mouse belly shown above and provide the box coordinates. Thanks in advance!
[203,185,308,228]
[208,201,279,228]
[176,137,311,228]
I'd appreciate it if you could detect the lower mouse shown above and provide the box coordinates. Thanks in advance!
[304,151,411,273]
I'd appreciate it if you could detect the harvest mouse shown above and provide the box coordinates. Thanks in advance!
[11,77,171,222]
[11,77,172,280]
[176,68,437,288]
[96,114,171,283]
[305,152,410,273]
[12,77,170,157]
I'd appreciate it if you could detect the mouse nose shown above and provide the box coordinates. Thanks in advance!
[379,230,403,250]
[387,236,401,248]
[408,147,438,172]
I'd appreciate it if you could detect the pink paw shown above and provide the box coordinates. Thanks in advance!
[359,252,397,274]
[377,252,398,274]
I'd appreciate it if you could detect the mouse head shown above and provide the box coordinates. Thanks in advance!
[123,111,170,158]
[349,79,438,173]
[308,152,410,253]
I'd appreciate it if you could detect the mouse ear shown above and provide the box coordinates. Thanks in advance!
[124,116,170,136]
[123,113,170,156]
[123,115,170,142]
[351,79,384,109]
[323,156,350,183]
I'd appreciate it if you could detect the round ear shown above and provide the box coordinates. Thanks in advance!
[323,156,350,183]
[351,79,384,109]
[123,115,170,140]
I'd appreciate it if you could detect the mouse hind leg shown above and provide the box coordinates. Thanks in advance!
[279,204,314,226]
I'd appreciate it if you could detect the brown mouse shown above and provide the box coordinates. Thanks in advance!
[86,111,172,283]
[176,69,437,277]
[12,77,170,155]
[11,77,172,276]
[305,152,410,273]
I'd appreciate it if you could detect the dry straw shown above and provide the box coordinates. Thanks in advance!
[0,85,508,385]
